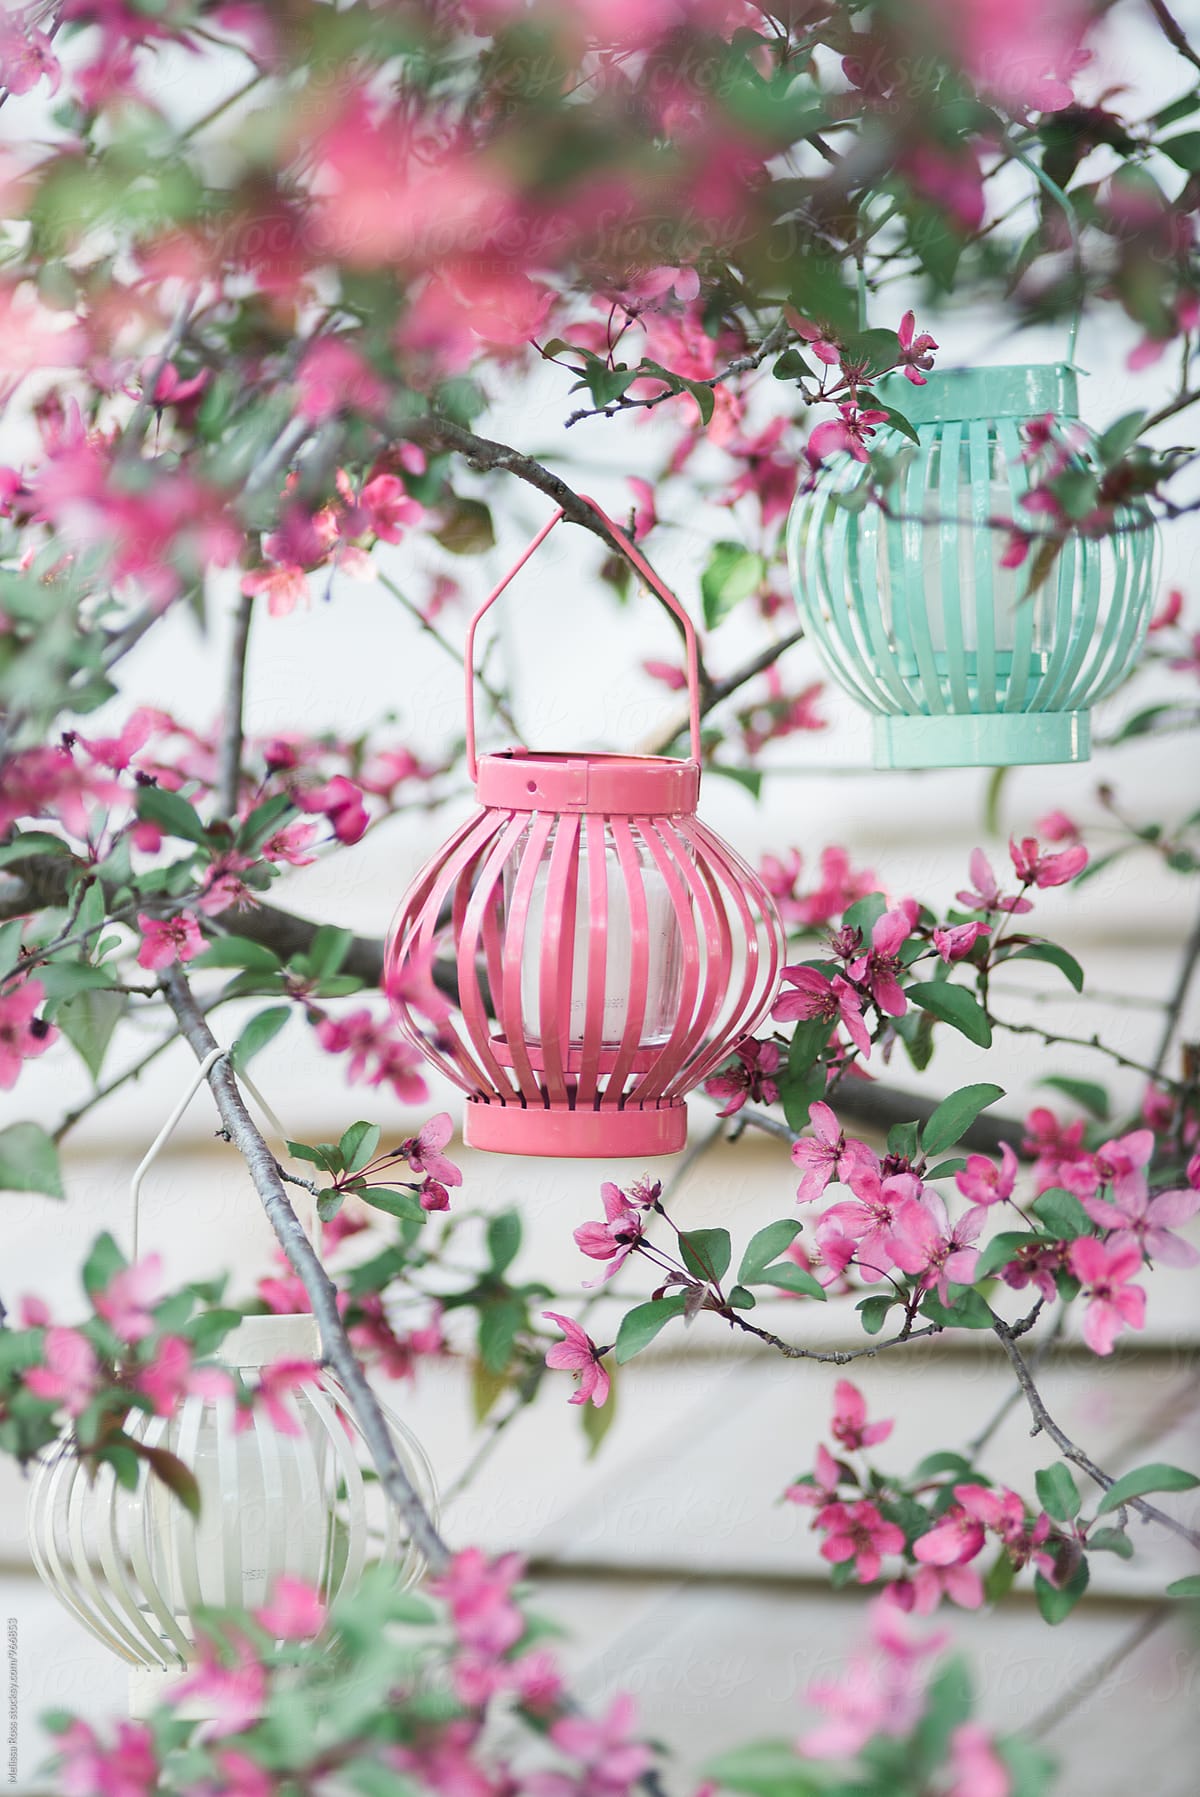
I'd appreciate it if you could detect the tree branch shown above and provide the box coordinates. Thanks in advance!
[216,591,255,820]
[639,624,808,756]
[160,965,451,1575]
[1145,0,1200,73]
[990,1312,1200,1552]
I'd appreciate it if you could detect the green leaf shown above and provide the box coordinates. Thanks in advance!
[759,1261,826,1300]
[1029,1188,1093,1240]
[0,831,72,870]
[487,1210,522,1276]
[0,1122,64,1199]
[682,377,716,426]
[139,1444,201,1517]
[912,1654,973,1773]
[190,937,283,973]
[919,1285,993,1329]
[136,785,211,846]
[477,1297,524,1374]
[1034,1555,1089,1624]
[857,1294,894,1335]
[581,1372,617,1457]
[615,1295,687,1364]
[55,987,125,1080]
[702,1740,823,1797]
[1038,1075,1110,1120]
[875,401,919,445]
[81,1231,125,1295]
[911,1450,974,1481]
[302,926,354,981]
[778,1063,825,1133]
[700,541,767,630]
[359,1186,426,1224]
[1002,941,1084,992]
[906,981,993,1047]
[1161,130,1200,169]
[729,1284,757,1309]
[339,1121,381,1176]
[997,1734,1058,1797]
[679,1227,732,1284]
[235,793,295,853]
[1035,1462,1081,1522]
[0,918,25,980]
[738,1220,803,1284]
[920,1083,1005,1155]
[842,892,887,937]
[1154,88,1200,127]
[231,1005,291,1070]
[1096,1462,1200,1515]
[316,1187,344,1222]
[924,1157,967,1179]
[1166,1574,1200,1597]
[1087,1526,1133,1559]
[887,1120,921,1161]
[432,495,495,555]
[1096,409,1147,466]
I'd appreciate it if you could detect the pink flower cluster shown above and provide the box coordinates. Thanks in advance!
[788,1101,985,1297]
[313,1007,430,1105]
[0,976,57,1090]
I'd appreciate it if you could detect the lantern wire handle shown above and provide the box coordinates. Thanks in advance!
[463,493,703,780]
[129,1047,306,1260]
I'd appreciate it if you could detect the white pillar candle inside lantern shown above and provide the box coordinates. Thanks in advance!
[512,823,686,1048]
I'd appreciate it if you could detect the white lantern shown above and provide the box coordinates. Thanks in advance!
[25,1051,437,1716]
[27,1313,436,1714]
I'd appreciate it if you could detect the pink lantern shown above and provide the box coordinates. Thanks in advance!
[385,497,785,1157]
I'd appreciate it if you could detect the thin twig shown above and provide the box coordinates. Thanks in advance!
[990,1312,1200,1552]
[723,1308,944,1364]
[1027,1604,1172,1739]
[1145,0,1200,73]
[1151,894,1200,1078]
[639,625,808,757]
[990,1013,1187,1092]
[160,966,451,1574]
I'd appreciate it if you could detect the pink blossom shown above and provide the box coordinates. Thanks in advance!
[259,819,319,866]
[550,1693,652,1789]
[801,1598,946,1759]
[25,1327,101,1418]
[955,1143,1018,1208]
[1082,1182,1200,1268]
[1067,1238,1146,1356]
[885,1563,984,1614]
[628,476,658,540]
[1149,588,1184,632]
[400,1114,463,1189]
[956,848,1033,915]
[951,1485,1052,1571]
[809,403,889,464]
[1000,1238,1070,1304]
[0,978,57,1089]
[772,965,871,1059]
[431,1547,525,1655]
[511,1647,564,1715]
[888,1191,984,1302]
[0,25,62,96]
[237,1358,322,1436]
[168,1641,266,1738]
[791,1103,876,1203]
[896,311,937,384]
[947,1723,1012,1797]
[296,775,369,844]
[241,564,309,617]
[357,473,423,543]
[77,708,158,771]
[314,1008,429,1103]
[1023,1104,1089,1194]
[135,911,204,971]
[133,1336,226,1417]
[932,920,990,963]
[1009,835,1088,888]
[820,1159,924,1284]
[255,1575,326,1640]
[786,1441,842,1509]
[574,1182,647,1283]
[703,1037,781,1116]
[913,1506,986,1568]
[55,1719,159,1797]
[1189,1150,1200,1191]
[643,658,686,690]
[543,1311,610,1408]
[831,1378,893,1451]
[1059,1128,1154,1203]
[296,339,386,421]
[1036,808,1081,842]
[848,904,917,1017]
[94,1256,164,1343]
[816,1499,905,1583]
[760,846,877,930]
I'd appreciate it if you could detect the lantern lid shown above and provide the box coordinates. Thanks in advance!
[476,749,700,816]
[877,363,1079,425]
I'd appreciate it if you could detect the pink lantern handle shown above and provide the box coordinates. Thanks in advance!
[463,492,703,781]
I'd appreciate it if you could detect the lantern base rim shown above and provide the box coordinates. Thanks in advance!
[463,1098,687,1157]
[871,710,1090,769]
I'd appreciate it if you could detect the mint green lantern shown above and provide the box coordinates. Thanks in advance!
[786,365,1158,768]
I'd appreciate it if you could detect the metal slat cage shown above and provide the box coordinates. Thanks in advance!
[786,365,1158,768]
